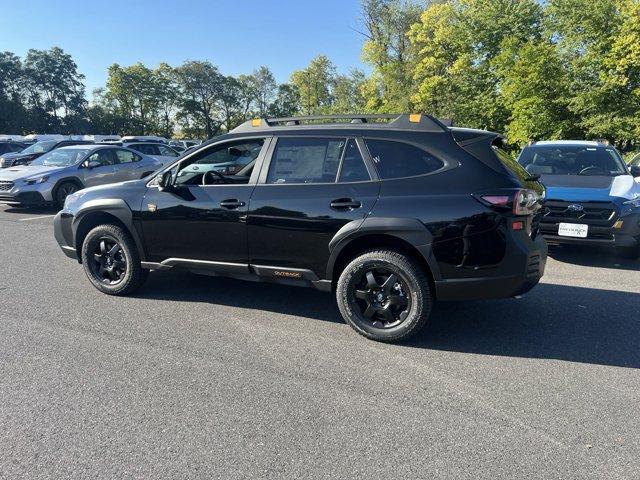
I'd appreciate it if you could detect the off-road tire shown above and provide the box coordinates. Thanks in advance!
[81,224,148,295]
[336,249,433,342]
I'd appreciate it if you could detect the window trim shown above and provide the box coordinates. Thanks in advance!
[257,135,378,186]
[362,136,457,181]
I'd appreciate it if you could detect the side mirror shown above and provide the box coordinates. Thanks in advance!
[157,171,173,191]
[630,165,640,178]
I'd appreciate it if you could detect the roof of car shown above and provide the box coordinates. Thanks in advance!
[531,140,609,147]
[57,144,114,151]
[230,114,452,134]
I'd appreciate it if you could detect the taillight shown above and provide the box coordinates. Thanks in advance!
[476,189,541,216]
[480,195,511,208]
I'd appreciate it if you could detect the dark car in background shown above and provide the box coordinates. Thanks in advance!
[54,114,546,342]
[518,140,640,257]
[0,139,94,168]
[0,140,27,156]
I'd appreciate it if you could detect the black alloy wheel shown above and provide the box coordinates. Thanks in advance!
[89,236,128,285]
[336,250,432,342]
[55,182,78,208]
[81,224,148,295]
[352,267,411,329]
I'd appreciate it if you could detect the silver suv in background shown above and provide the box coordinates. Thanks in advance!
[0,145,162,208]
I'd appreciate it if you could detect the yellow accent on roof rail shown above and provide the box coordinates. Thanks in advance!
[409,114,422,123]
[251,119,261,127]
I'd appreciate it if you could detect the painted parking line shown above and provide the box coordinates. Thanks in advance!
[17,215,56,221]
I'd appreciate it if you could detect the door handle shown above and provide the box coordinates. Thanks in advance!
[330,198,362,210]
[220,199,246,209]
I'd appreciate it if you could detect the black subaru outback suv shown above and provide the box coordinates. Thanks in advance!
[54,114,546,342]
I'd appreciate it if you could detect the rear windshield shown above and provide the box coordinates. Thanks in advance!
[518,145,627,176]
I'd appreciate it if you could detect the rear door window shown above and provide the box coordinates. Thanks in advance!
[131,144,160,156]
[365,139,444,179]
[267,137,345,184]
[115,149,141,164]
[88,149,116,166]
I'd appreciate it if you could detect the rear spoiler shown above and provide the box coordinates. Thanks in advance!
[451,129,511,176]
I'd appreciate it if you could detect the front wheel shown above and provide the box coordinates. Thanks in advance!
[336,250,433,342]
[81,224,148,295]
[54,182,79,209]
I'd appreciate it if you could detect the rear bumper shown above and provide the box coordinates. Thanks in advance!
[435,234,547,301]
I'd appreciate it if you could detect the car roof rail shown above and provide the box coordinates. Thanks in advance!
[230,114,451,134]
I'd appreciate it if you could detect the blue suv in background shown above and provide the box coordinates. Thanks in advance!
[518,140,640,258]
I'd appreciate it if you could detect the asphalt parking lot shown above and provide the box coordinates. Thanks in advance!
[0,205,638,479]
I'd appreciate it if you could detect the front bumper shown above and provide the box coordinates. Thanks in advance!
[0,181,54,205]
[0,190,47,206]
[54,211,78,260]
[541,212,640,248]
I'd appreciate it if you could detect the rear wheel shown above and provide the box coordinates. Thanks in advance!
[81,224,148,295]
[336,250,432,342]
[54,181,79,209]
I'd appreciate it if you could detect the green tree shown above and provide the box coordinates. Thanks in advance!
[0,51,27,133]
[546,0,640,147]
[498,40,576,145]
[268,84,301,117]
[409,0,543,132]
[359,0,422,112]
[87,87,132,135]
[330,70,368,114]
[174,60,224,138]
[105,63,162,135]
[290,55,336,114]
[250,66,277,117]
[155,63,177,138]
[23,47,87,133]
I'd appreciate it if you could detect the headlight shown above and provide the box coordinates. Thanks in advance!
[23,175,49,185]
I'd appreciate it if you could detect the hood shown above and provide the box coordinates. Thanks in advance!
[0,151,38,161]
[541,174,640,202]
[0,164,66,181]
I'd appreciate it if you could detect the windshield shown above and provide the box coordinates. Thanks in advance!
[518,145,627,176]
[30,148,92,167]
[20,141,57,155]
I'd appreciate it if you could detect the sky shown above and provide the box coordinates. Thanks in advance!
[0,0,368,93]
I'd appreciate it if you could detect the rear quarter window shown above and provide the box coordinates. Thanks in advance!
[365,139,444,179]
